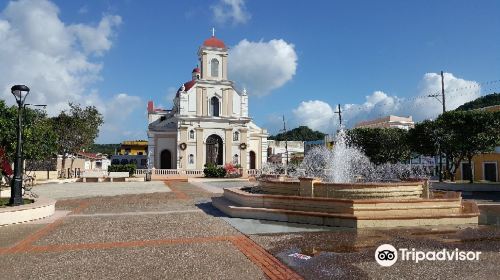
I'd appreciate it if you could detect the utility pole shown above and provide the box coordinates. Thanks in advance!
[334,104,342,128]
[282,115,289,176]
[440,71,448,181]
[441,71,446,113]
[427,71,447,181]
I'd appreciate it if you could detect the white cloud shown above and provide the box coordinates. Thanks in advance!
[103,93,142,123]
[229,39,297,96]
[0,0,136,143]
[293,100,335,132]
[98,93,144,142]
[211,0,250,25]
[293,72,481,133]
[262,113,286,135]
[411,72,481,119]
[70,15,122,56]
[78,5,88,14]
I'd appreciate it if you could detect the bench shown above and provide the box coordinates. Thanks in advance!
[108,172,130,182]
[81,171,106,182]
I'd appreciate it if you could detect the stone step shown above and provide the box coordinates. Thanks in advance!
[212,197,479,228]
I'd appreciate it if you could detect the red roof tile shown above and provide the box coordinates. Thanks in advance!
[203,36,226,48]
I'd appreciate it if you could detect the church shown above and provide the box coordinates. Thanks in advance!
[147,34,268,171]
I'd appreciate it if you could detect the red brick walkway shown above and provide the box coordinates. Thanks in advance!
[164,180,190,200]
[0,183,303,280]
[231,235,304,280]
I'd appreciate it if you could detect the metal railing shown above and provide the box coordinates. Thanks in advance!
[247,169,261,176]
[133,168,262,177]
[134,169,149,175]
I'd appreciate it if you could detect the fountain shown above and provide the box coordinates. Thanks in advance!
[212,130,479,228]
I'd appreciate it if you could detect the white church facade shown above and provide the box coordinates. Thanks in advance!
[147,35,268,171]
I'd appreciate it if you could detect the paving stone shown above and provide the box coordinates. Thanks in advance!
[0,224,45,248]
[35,212,240,246]
[0,242,266,280]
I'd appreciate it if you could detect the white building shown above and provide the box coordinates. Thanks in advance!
[355,115,415,130]
[147,35,268,170]
[267,140,304,164]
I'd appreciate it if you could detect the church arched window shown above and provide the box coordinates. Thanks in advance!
[233,131,239,141]
[210,96,220,117]
[189,154,194,164]
[189,130,195,140]
[211,58,219,77]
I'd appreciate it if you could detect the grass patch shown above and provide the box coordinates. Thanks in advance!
[0,197,34,207]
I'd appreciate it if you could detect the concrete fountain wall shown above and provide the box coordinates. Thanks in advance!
[258,177,425,199]
[0,197,56,226]
[212,177,479,228]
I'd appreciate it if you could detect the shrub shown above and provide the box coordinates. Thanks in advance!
[108,164,136,177]
[203,163,226,178]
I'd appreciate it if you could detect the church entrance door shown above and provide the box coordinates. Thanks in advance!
[206,134,223,165]
[249,151,256,169]
[160,150,172,169]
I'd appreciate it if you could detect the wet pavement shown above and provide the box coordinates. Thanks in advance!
[251,225,500,280]
[1,180,500,279]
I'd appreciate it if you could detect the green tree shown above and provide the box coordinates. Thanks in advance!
[455,93,500,111]
[269,126,326,141]
[436,110,500,182]
[85,143,120,156]
[408,120,440,157]
[0,100,57,168]
[52,103,103,177]
[346,128,411,165]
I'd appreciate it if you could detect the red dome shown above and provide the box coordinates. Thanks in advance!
[176,80,196,97]
[203,36,226,48]
[192,67,200,73]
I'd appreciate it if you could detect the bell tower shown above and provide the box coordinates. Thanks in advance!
[198,28,228,81]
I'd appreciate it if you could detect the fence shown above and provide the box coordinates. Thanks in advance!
[133,169,261,177]
[247,169,261,176]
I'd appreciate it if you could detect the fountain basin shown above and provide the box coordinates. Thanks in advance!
[258,177,425,199]
[212,178,479,228]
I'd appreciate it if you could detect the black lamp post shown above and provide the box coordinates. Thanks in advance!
[9,85,30,206]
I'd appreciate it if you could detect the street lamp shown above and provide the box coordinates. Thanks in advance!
[9,85,30,205]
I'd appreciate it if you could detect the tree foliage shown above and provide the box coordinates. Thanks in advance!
[51,103,103,176]
[52,103,104,156]
[435,110,500,182]
[1,101,104,176]
[0,100,57,165]
[269,126,326,141]
[107,164,136,177]
[455,93,500,111]
[85,143,120,156]
[407,120,440,157]
[343,110,500,182]
[346,128,411,165]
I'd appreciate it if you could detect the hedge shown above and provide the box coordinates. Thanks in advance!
[108,164,136,177]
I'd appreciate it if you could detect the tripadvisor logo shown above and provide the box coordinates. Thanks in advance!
[375,244,398,267]
[375,244,481,267]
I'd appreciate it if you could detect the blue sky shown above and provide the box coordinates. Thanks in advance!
[1,0,499,143]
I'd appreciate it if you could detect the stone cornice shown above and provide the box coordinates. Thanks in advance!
[176,115,252,123]
[196,79,233,87]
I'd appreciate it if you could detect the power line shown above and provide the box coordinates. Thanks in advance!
[336,77,500,114]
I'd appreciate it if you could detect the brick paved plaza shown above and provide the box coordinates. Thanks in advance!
[1,181,500,280]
